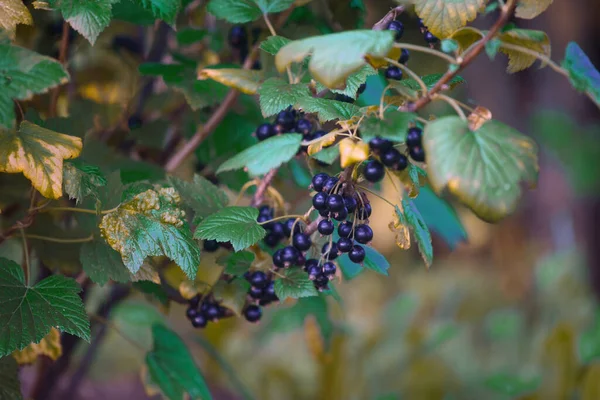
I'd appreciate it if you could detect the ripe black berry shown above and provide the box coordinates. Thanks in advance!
[256,123,275,141]
[322,242,339,260]
[306,264,321,279]
[395,154,409,171]
[381,147,403,167]
[357,83,367,95]
[228,25,247,48]
[271,222,285,238]
[292,233,312,251]
[318,219,334,236]
[191,314,207,328]
[264,233,280,247]
[249,285,264,299]
[251,60,261,70]
[337,237,353,253]
[333,207,348,221]
[406,127,422,148]
[335,94,354,103]
[273,249,285,268]
[369,137,393,152]
[385,66,403,80]
[354,224,373,244]
[295,118,312,134]
[203,239,220,252]
[259,205,273,217]
[349,245,366,263]
[418,18,426,29]
[322,262,337,276]
[312,192,328,210]
[319,209,330,218]
[311,173,329,192]
[283,218,298,236]
[248,271,268,289]
[204,303,221,320]
[322,177,338,193]
[338,221,353,238]
[314,273,329,289]
[357,203,372,219]
[275,110,296,132]
[409,146,426,162]
[344,196,357,213]
[244,305,262,322]
[424,31,439,44]
[281,246,300,266]
[186,306,198,320]
[128,114,143,130]
[264,281,277,300]
[327,194,345,212]
[399,48,410,64]
[387,20,404,40]
[364,160,385,183]
[304,258,319,272]
[189,295,201,308]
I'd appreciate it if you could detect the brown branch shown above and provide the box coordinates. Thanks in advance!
[372,6,405,30]
[49,21,71,117]
[251,168,278,207]
[405,0,517,113]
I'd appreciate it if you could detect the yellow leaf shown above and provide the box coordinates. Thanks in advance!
[198,68,263,95]
[307,132,337,156]
[0,0,33,38]
[516,0,554,19]
[12,328,61,364]
[213,280,247,316]
[0,122,82,199]
[582,364,600,400]
[467,106,492,131]
[338,138,369,168]
[498,29,551,73]
[130,262,160,283]
[449,27,484,53]
[179,279,198,300]
[388,217,411,250]
[414,0,486,39]
[304,315,325,361]
[540,323,577,399]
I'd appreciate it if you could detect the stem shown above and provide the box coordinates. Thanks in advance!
[355,185,396,208]
[251,169,278,207]
[19,227,30,286]
[258,215,307,225]
[385,58,428,94]
[263,14,277,37]
[393,42,456,64]
[497,42,569,77]
[405,0,518,112]
[372,6,405,30]
[234,180,259,205]
[39,206,118,215]
[49,21,70,117]
[25,234,94,244]
[434,94,467,120]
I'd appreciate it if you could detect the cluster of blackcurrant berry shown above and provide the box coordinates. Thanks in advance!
[202,239,231,252]
[241,269,280,323]
[363,137,408,183]
[228,25,261,70]
[257,205,298,248]
[405,126,425,162]
[185,294,227,329]
[418,19,439,45]
[385,20,410,81]
[255,107,325,148]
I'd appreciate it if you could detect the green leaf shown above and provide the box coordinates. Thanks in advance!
[288,158,312,188]
[562,42,600,107]
[258,78,311,117]
[260,35,291,55]
[45,0,118,44]
[310,145,339,165]
[0,357,21,400]
[213,279,249,316]
[276,30,395,89]
[485,38,501,59]
[359,109,417,143]
[0,257,90,357]
[399,200,433,267]
[167,174,229,223]
[515,0,553,19]
[219,251,255,276]
[112,0,156,25]
[498,29,550,73]
[414,0,486,39]
[146,324,213,400]
[388,74,465,99]
[423,116,539,222]
[207,0,294,23]
[274,268,318,300]
[362,245,390,275]
[413,186,467,250]
[63,160,107,204]
[217,134,303,177]
[139,62,187,77]
[295,97,361,122]
[0,43,69,128]
[99,188,200,279]
[176,28,207,45]
[194,206,266,252]
[139,0,181,24]
[441,39,459,53]
[80,239,131,286]
[579,311,600,364]
[484,373,540,396]
[337,254,363,280]
[315,65,377,99]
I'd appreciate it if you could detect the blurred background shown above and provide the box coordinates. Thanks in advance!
[11,0,600,399]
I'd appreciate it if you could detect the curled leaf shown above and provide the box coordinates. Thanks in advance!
[198,68,263,95]
[339,138,369,168]
[389,212,411,250]
[467,106,492,131]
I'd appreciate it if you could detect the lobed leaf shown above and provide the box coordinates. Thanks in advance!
[359,109,417,143]
[80,239,132,286]
[274,268,318,300]
[295,97,361,122]
[219,251,255,276]
[498,29,550,73]
[0,357,21,400]
[167,174,229,223]
[414,0,486,39]
[63,160,107,204]
[138,0,181,25]
[207,0,294,23]
[260,35,291,55]
[194,206,266,252]
[314,65,377,99]
[258,77,312,117]
[400,200,433,268]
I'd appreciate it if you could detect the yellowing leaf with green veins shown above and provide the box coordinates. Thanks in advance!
[0,357,21,400]
[498,29,550,73]
[99,187,200,279]
[12,328,62,365]
[258,77,312,117]
[213,279,249,316]
[414,0,486,39]
[0,42,69,128]
[516,0,553,19]
[0,122,82,199]
[275,30,395,89]
[63,160,106,204]
[423,116,538,222]
[0,0,33,38]
[0,257,90,357]
[449,26,483,53]
[198,68,263,95]
[194,206,266,251]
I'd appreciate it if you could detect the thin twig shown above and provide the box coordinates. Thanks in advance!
[372,6,405,30]
[435,94,467,120]
[393,42,456,64]
[49,21,70,117]
[385,57,428,94]
[25,234,94,244]
[251,169,278,207]
[19,227,30,285]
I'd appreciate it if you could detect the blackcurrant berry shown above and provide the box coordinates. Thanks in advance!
[385,66,403,80]
[314,273,329,289]
[271,222,285,238]
[327,194,345,212]
[275,110,296,132]
[381,147,403,167]
[387,20,404,40]
[399,48,410,64]
[424,31,439,44]
[259,205,273,217]
[273,249,285,268]
[335,94,354,103]
[369,137,393,152]
[357,203,372,219]
[281,246,300,266]
[248,271,268,289]
[257,214,272,227]
[322,177,338,193]
[409,145,426,162]
[344,196,357,213]
[186,306,198,320]
[355,224,374,244]
[189,294,201,308]
[306,264,321,279]
[322,242,339,260]
[128,115,143,130]
[264,233,280,247]
[304,258,319,272]
[322,261,337,277]
[228,25,247,48]
[338,221,353,238]
[418,18,426,29]
[249,285,264,299]
[312,192,328,210]
[319,209,330,218]
[293,233,312,251]
[295,118,312,134]
[244,305,262,322]
[395,154,409,171]
[203,239,220,252]
[264,281,277,299]
[337,237,353,253]
[318,219,334,236]
[296,252,306,267]
[283,218,298,236]
[357,83,367,95]
[349,245,366,263]
[406,127,422,148]
[311,173,329,192]
[191,314,207,328]
[364,160,385,183]
[256,123,276,141]
[204,303,221,320]
[313,130,326,140]
[333,207,348,221]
